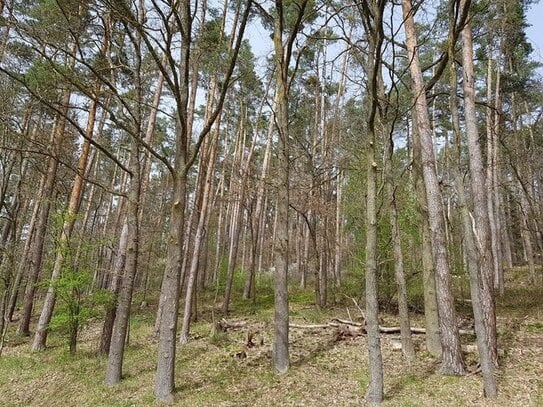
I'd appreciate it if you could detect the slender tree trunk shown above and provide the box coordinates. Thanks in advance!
[212,172,226,286]
[364,86,383,406]
[460,4,498,365]
[18,111,65,337]
[243,85,275,299]
[222,110,249,314]
[359,1,386,402]
[414,153,442,358]
[180,134,218,342]
[449,39,497,396]
[485,56,504,295]
[99,221,128,355]
[385,147,415,363]
[104,140,141,385]
[32,92,98,351]
[402,0,464,374]
[8,123,41,322]
[271,0,309,374]
[519,189,536,282]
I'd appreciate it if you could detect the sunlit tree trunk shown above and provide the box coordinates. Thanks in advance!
[402,0,465,375]
[460,2,498,365]
[18,107,65,337]
[358,1,386,402]
[385,143,415,363]
[105,137,141,384]
[270,0,309,374]
[449,28,497,395]
[244,92,275,300]
[31,88,98,351]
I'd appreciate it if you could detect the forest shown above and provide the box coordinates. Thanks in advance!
[0,0,542,405]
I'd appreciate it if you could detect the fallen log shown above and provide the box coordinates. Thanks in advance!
[217,318,474,336]
[290,319,474,335]
[289,322,340,329]
[217,318,248,331]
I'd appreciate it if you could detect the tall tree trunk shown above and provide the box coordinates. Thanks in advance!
[272,25,290,373]
[385,146,415,363]
[358,1,386,402]
[180,133,218,342]
[18,100,67,337]
[153,0,192,396]
[460,3,498,365]
[99,221,128,355]
[7,116,40,322]
[402,0,465,375]
[244,102,274,299]
[32,92,98,351]
[222,109,249,314]
[485,55,504,295]
[449,35,497,396]
[154,1,252,400]
[104,138,141,385]
[413,138,442,358]
[270,0,308,374]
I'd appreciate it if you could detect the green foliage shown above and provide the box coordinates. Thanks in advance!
[335,266,365,303]
[23,60,64,100]
[526,322,543,333]
[196,17,231,79]
[208,330,230,347]
[48,269,101,335]
[261,0,318,33]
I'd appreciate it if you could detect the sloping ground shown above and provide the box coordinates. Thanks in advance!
[0,268,541,406]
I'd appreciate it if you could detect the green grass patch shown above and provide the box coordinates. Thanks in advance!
[526,321,543,333]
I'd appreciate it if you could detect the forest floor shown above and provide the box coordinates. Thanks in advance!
[0,267,542,407]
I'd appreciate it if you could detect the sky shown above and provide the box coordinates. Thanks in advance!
[246,2,543,76]
[526,1,543,71]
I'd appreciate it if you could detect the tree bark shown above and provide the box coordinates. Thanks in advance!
[270,0,308,374]
[460,3,498,365]
[105,138,141,385]
[99,221,128,355]
[32,90,98,351]
[385,144,415,363]
[449,26,497,395]
[358,1,386,402]
[18,111,64,336]
[402,0,465,375]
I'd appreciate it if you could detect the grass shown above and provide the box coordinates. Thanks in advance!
[1,267,542,406]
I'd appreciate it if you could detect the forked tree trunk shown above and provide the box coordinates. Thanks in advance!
[155,2,252,400]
